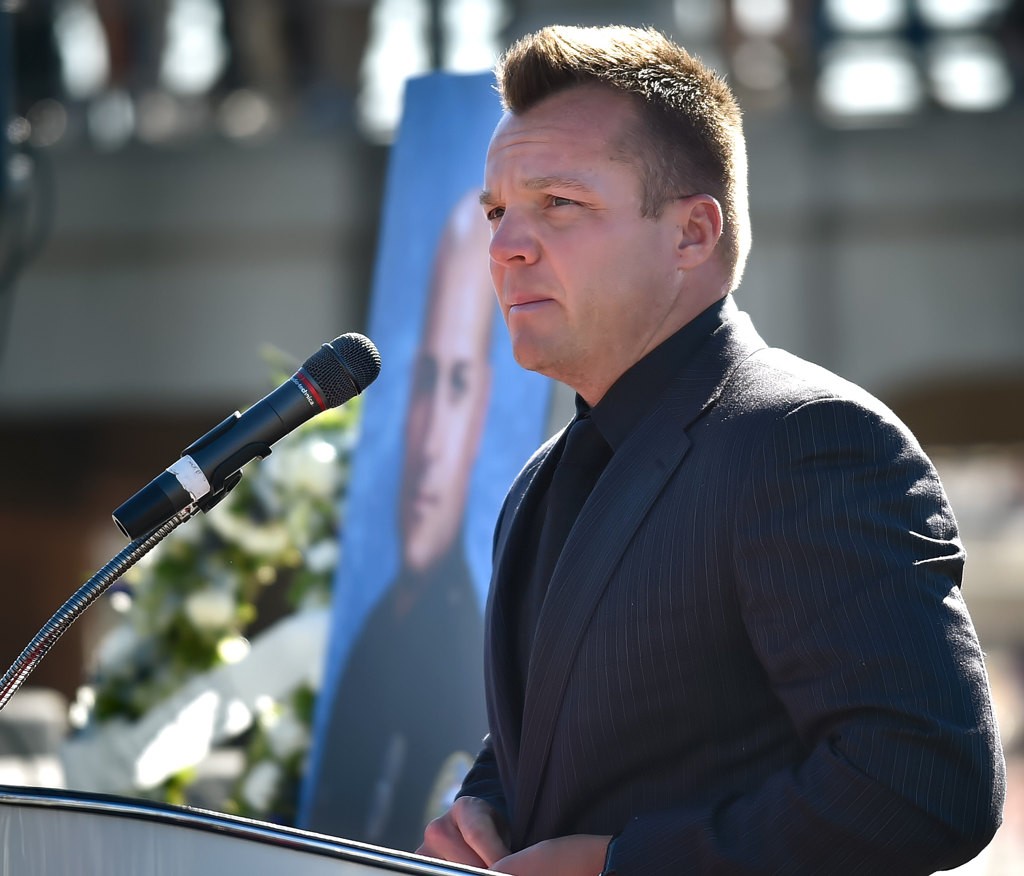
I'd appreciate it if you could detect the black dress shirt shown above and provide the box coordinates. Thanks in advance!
[514,297,728,699]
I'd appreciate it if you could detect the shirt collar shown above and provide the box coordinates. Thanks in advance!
[588,297,728,451]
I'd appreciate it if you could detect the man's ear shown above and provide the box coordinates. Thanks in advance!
[670,194,723,270]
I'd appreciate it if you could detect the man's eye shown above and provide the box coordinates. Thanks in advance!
[551,196,576,207]
[450,363,470,400]
[486,206,505,221]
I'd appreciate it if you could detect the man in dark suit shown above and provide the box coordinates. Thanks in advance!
[416,24,1005,875]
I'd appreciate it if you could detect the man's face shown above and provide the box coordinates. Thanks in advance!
[399,207,493,574]
[482,86,685,403]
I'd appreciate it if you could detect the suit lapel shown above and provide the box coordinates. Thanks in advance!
[509,302,767,842]
[485,434,563,779]
[510,401,691,840]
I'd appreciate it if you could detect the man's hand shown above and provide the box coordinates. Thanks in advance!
[416,796,511,869]
[491,834,612,876]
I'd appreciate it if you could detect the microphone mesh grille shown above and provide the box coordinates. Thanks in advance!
[302,332,382,408]
[329,333,382,392]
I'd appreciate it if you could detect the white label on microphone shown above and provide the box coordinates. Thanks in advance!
[167,455,212,502]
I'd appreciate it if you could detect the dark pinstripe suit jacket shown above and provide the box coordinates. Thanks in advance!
[459,297,1004,874]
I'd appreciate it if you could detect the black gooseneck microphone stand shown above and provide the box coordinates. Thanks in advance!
[0,332,380,713]
[0,505,202,713]
[0,363,284,713]
[0,455,244,713]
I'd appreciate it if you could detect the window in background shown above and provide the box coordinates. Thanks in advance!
[357,0,507,142]
[816,0,1018,125]
[730,0,792,107]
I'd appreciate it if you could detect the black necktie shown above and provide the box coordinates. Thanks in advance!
[538,412,611,570]
[522,409,612,640]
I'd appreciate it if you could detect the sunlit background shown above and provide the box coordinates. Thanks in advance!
[0,1,1022,871]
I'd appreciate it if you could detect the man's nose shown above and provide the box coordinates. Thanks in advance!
[423,390,449,457]
[488,210,540,265]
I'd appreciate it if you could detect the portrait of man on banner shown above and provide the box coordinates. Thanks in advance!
[301,73,551,852]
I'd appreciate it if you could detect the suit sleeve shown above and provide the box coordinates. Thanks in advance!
[454,487,516,822]
[607,396,1005,876]
[456,735,509,824]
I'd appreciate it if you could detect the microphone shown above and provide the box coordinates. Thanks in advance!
[112,332,381,540]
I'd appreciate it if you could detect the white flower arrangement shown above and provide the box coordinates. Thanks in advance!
[68,386,361,822]
[184,588,237,632]
[241,759,284,812]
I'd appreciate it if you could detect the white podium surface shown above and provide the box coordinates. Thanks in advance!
[0,785,490,876]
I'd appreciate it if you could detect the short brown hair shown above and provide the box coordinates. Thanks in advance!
[495,25,751,289]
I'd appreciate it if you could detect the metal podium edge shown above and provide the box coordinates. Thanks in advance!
[0,784,490,875]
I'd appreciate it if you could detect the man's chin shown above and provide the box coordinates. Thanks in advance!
[401,542,446,576]
[512,346,556,378]
[510,336,571,382]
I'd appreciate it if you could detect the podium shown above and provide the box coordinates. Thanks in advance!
[0,785,491,875]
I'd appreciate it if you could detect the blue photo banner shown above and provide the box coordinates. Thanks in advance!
[300,72,552,851]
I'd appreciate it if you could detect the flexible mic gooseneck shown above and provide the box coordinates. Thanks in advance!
[112,332,381,540]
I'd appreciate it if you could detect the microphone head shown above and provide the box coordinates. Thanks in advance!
[328,332,382,393]
[302,332,382,407]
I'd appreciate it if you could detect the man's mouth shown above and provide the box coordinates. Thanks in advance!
[508,298,552,314]
[405,488,438,513]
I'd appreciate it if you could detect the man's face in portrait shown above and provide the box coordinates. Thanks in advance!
[399,197,493,574]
